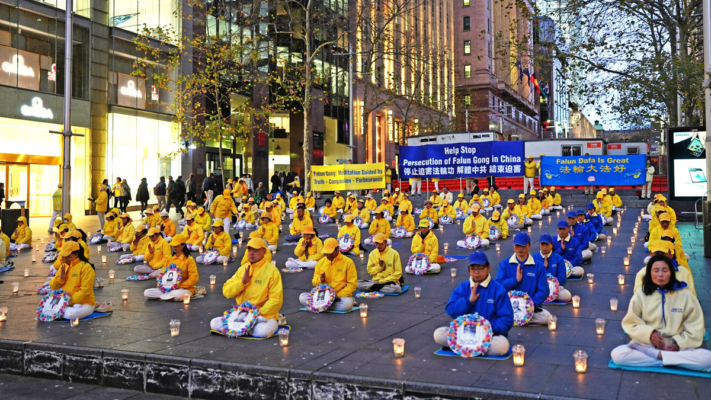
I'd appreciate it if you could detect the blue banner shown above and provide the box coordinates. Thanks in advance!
[399,141,525,179]
[540,155,647,186]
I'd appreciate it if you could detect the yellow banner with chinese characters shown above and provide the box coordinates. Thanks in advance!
[310,163,386,191]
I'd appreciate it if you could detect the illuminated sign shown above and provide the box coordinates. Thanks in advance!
[2,55,35,77]
[117,73,146,108]
[20,97,54,120]
[151,85,159,101]
[48,64,56,81]
[120,79,143,98]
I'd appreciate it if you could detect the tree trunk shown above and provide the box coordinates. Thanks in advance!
[303,0,313,194]
[219,134,225,189]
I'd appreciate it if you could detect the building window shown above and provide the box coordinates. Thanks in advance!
[464,0,470,6]
[464,65,471,78]
[463,17,470,31]
[464,95,471,107]
[464,41,471,55]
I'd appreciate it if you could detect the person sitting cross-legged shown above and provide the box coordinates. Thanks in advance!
[528,190,543,220]
[408,220,441,274]
[285,206,313,243]
[298,238,358,312]
[254,212,279,252]
[143,234,199,301]
[567,211,594,261]
[488,210,509,240]
[433,251,513,356]
[552,220,585,272]
[495,232,551,325]
[391,209,415,238]
[611,255,711,372]
[196,220,232,264]
[285,226,323,270]
[584,203,606,241]
[378,197,394,222]
[457,204,490,249]
[419,199,440,229]
[182,212,205,251]
[355,199,371,229]
[338,214,362,255]
[133,227,171,277]
[357,233,404,294]
[49,241,96,320]
[159,211,176,242]
[209,238,283,338]
[534,234,579,302]
[364,210,392,245]
[129,225,151,263]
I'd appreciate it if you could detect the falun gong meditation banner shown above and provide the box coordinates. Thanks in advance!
[310,163,386,191]
[539,155,647,186]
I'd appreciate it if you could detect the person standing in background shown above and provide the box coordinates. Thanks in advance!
[120,179,131,213]
[385,167,392,192]
[176,176,187,213]
[48,183,62,233]
[154,177,167,211]
[523,156,536,195]
[270,171,281,193]
[643,159,655,199]
[136,178,149,217]
[203,173,216,210]
[93,185,109,230]
[113,177,122,209]
[0,182,4,209]
[244,173,253,192]
[186,173,196,204]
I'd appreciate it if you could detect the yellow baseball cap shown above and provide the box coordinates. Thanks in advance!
[373,233,387,243]
[659,213,671,222]
[64,230,82,239]
[471,203,481,211]
[458,193,464,198]
[260,212,272,220]
[136,225,147,233]
[472,195,480,200]
[344,214,355,223]
[492,210,501,219]
[518,194,525,199]
[246,237,267,250]
[528,155,534,159]
[213,220,225,227]
[187,201,196,207]
[169,234,188,246]
[601,189,607,195]
[121,213,131,219]
[321,238,339,253]
[442,199,449,206]
[648,240,674,254]
[418,220,430,228]
[507,199,515,204]
[58,241,80,257]
[658,195,667,202]
[596,193,603,199]
[654,205,666,213]
[186,212,197,220]
[148,227,161,236]
[530,190,536,195]
[550,186,556,191]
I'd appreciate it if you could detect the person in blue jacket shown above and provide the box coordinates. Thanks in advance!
[434,251,513,355]
[533,233,577,302]
[495,232,551,325]
[553,220,585,267]
[566,211,593,262]
[585,203,607,241]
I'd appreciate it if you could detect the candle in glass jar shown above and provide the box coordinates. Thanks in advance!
[631,236,636,244]
[12,281,19,294]
[572,295,580,308]
[109,270,115,281]
[359,251,364,259]
[627,246,633,255]
[600,246,606,255]
[414,286,421,298]
[238,238,243,246]
[624,256,630,266]
[610,297,618,311]
[183,293,191,305]
[271,260,276,266]
[538,221,542,228]
[512,344,525,366]
[637,216,641,223]
[595,318,606,335]
[199,247,203,255]
[548,315,557,331]
[556,211,560,217]
[618,274,625,285]
[633,228,638,235]
[392,338,405,358]
[613,227,618,235]
[70,311,79,327]
[210,275,216,285]
[102,255,107,264]
[496,243,501,252]
[360,303,368,318]
[170,319,181,337]
[607,237,612,246]
[439,225,444,233]
[272,250,277,256]
[0,307,7,322]
[574,350,588,373]
[279,328,290,347]
[31,255,37,264]
[587,273,594,284]
[97,245,101,253]
[121,289,129,300]
[443,242,449,251]
[24,268,29,277]
[223,258,229,267]
[548,216,552,223]
[450,268,457,278]
[41,238,45,244]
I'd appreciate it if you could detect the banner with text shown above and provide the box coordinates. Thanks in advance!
[539,155,647,186]
[399,141,525,179]
[310,163,386,191]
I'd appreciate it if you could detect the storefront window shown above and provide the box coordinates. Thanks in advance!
[107,113,182,206]
[109,57,177,114]
[31,0,91,18]
[109,0,181,39]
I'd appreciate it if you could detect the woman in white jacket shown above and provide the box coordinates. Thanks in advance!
[611,255,711,372]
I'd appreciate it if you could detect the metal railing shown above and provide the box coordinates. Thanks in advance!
[692,190,711,230]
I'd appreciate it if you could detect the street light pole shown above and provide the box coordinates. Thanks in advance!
[50,0,83,216]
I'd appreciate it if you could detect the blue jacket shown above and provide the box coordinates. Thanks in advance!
[569,222,590,248]
[445,276,514,337]
[533,251,568,286]
[496,254,549,307]
[583,220,598,240]
[586,213,604,234]
[552,234,583,266]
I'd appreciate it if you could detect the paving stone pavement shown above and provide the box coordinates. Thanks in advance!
[0,190,709,400]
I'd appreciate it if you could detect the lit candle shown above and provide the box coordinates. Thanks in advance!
[610,297,618,311]
[556,211,560,217]
[232,246,237,254]
[637,216,641,223]
[12,282,19,294]
[640,210,644,216]
[143,260,148,265]
[574,350,588,373]
[512,344,526,366]
[595,318,606,335]
[109,270,115,282]
[279,328,290,347]
[548,315,557,331]
[587,273,594,284]
[272,250,277,256]
[496,243,501,252]
[456,219,461,225]
[607,237,612,246]
[613,227,618,235]
[392,338,405,358]
[627,246,633,255]
[572,295,580,308]
[439,225,444,232]
[31,254,36,263]
[359,251,364,259]
[616,274,625,285]
[633,228,638,235]
[631,236,636,244]
[450,268,457,278]
[238,238,242,246]
[210,275,216,285]
[527,226,532,233]
[170,319,181,337]
[41,238,45,244]
[34,245,38,252]
[199,247,203,255]
[0,307,7,322]
[600,246,606,255]
[538,221,542,228]
[223,259,229,267]
[102,255,107,264]
[24,268,29,277]
[69,311,79,327]
[183,293,191,305]
[623,256,629,266]
[121,289,129,301]
[97,245,102,253]
[414,286,421,298]
[360,303,368,318]
[239,231,244,238]
[97,277,104,288]
[548,216,552,223]
[444,242,449,251]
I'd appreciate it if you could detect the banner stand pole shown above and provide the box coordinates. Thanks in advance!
[426,178,429,196]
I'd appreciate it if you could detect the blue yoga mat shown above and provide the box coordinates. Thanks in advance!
[391,242,401,247]
[0,265,15,273]
[355,285,410,297]
[435,347,513,360]
[210,325,291,340]
[567,275,583,281]
[446,255,470,260]
[544,299,572,306]
[56,311,112,322]
[601,230,608,234]
[299,306,360,314]
[608,359,711,378]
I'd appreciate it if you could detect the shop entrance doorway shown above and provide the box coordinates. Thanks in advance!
[0,163,60,216]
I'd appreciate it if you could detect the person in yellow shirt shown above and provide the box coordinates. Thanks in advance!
[319,199,337,223]
[656,196,677,227]
[61,213,77,232]
[528,190,543,220]
[262,202,282,227]
[358,233,403,294]
[160,211,177,242]
[488,210,509,240]
[255,213,279,251]
[458,204,490,248]
[365,210,392,245]
[143,208,159,229]
[409,220,440,273]
[523,155,537,195]
[109,213,135,251]
[539,189,551,213]
[385,167,393,192]
[502,199,524,230]
[197,220,232,264]
[134,227,171,277]
[101,212,119,241]
[338,214,362,254]
[392,188,403,208]
[429,190,442,208]
[515,194,533,226]
[490,186,502,210]
[210,188,239,235]
[438,199,456,224]
[480,189,494,212]
[419,199,439,229]
[354,199,371,229]
[332,191,346,212]
[305,192,316,212]
[391,209,415,238]
[609,187,623,212]
[299,238,358,312]
[49,241,96,320]
[468,194,482,214]
[453,193,469,214]
[594,192,613,225]
[237,205,257,232]
[144,234,200,301]
[344,195,358,215]
[378,197,394,221]
[398,193,413,215]
[274,193,287,213]
[645,213,682,249]
[182,213,205,251]
[286,206,313,242]
[549,187,563,210]
[210,237,283,337]
[365,194,378,212]
[195,207,212,233]
[287,191,300,213]
[0,229,10,266]
[93,184,109,231]
[10,216,32,249]
[286,226,323,269]
[128,225,150,262]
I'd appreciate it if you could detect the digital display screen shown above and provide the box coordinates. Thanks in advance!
[670,130,707,198]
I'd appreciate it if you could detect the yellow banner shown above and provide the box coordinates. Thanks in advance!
[310,163,386,191]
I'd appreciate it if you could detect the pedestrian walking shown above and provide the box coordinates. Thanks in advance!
[120,179,131,213]
[186,173,197,204]
[270,171,281,193]
[136,178,150,217]
[203,173,216,210]
[112,177,122,208]
[166,176,184,217]
[176,176,187,212]
[93,184,109,230]
[154,177,167,210]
